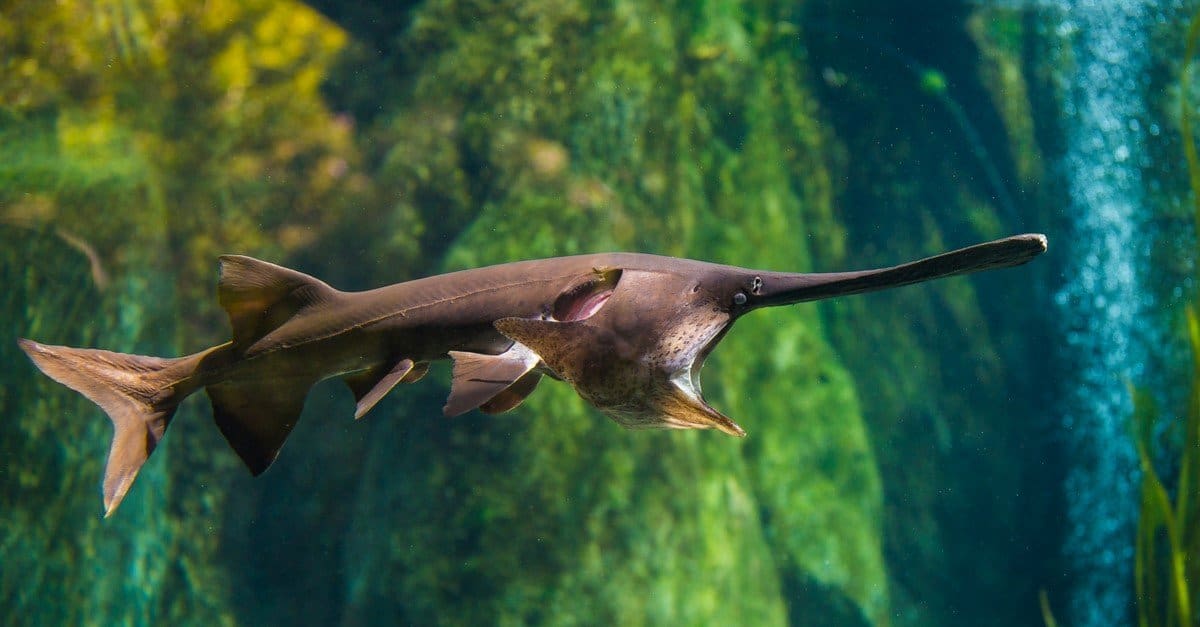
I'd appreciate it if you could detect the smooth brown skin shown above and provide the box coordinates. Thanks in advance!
[19,233,1047,516]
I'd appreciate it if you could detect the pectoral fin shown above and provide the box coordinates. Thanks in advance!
[401,362,429,383]
[343,358,416,420]
[479,371,543,414]
[444,342,541,417]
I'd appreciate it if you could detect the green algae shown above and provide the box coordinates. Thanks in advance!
[0,227,235,625]
[335,3,887,625]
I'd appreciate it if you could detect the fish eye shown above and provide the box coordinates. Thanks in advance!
[733,292,748,306]
[751,276,763,294]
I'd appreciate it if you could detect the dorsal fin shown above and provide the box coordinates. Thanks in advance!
[217,255,338,348]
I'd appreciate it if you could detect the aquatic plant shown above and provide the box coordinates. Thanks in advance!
[1133,375,1195,627]
[1131,8,1200,627]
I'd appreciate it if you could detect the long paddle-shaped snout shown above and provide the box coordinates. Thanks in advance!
[749,233,1048,308]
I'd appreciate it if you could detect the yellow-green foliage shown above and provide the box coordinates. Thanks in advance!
[0,0,398,327]
[0,2,366,623]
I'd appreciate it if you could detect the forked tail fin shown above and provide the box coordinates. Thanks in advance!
[17,339,206,517]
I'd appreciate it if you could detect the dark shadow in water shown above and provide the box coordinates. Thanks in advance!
[799,2,1067,626]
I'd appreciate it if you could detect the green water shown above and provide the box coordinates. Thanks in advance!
[2,1,1193,626]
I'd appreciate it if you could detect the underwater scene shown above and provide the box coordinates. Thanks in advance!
[5,0,1200,625]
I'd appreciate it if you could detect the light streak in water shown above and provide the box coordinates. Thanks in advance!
[1050,1,1155,624]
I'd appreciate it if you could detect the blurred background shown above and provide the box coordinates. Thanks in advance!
[1,1,1195,625]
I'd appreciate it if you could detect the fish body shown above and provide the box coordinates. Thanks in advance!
[19,234,1048,516]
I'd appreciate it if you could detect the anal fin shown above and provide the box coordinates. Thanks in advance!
[343,358,415,420]
[444,342,541,417]
[207,376,314,475]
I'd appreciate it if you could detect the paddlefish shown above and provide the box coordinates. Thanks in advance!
[18,233,1047,516]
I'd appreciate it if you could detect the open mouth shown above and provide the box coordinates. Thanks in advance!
[665,317,745,437]
[690,322,733,398]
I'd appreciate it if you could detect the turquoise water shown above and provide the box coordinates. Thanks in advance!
[1,2,1194,626]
